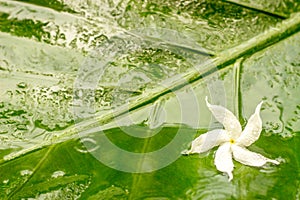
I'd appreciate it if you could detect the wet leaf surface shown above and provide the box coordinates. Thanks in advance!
[0,0,299,199]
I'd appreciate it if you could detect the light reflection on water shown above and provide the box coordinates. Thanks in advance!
[70,123,298,199]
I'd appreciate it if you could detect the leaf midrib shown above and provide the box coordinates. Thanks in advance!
[2,12,300,163]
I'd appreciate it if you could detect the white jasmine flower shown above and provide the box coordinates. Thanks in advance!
[182,97,279,181]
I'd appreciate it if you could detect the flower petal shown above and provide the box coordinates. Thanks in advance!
[236,101,263,147]
[214,143,234,181]
[182,129,229,155]
[232,145,279,166]
[205,97,242,139]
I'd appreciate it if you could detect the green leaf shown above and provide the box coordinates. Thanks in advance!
[0,0,299,199]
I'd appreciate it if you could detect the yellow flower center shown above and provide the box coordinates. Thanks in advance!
[229,139,235,144]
